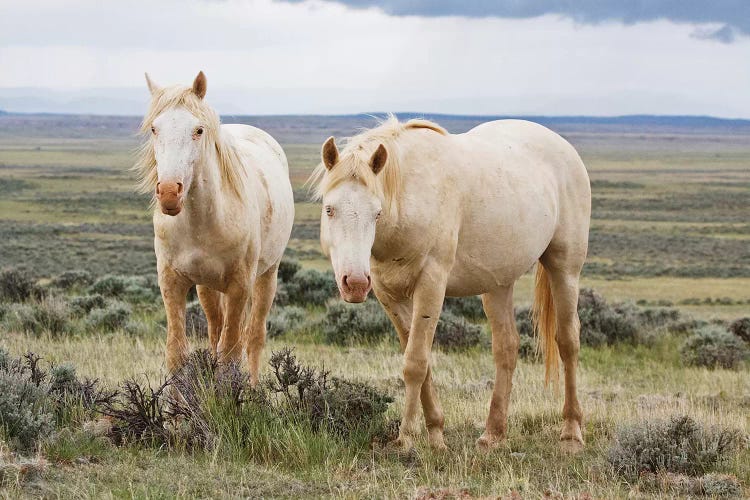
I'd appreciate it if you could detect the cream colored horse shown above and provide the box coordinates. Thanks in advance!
[135,72,294,383]
[311,117,591,452]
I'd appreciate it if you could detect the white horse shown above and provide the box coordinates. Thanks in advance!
[134,71,294,383]
[311,116,591,452]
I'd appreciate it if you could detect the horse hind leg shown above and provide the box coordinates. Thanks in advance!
[244,264,278,386]
[197,285,223,357]
[476,285,518,451]
[539,247,585,453]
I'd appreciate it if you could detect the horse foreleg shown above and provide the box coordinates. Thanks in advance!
[216,281,250,366]
[376,287,446,450]
[393,266,447,453]
[245,265,278,386]
[159,266,192,373]
[197,285,223,357]
[476,285,518,451]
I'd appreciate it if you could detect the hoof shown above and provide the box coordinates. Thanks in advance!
[428,430,447,451]
[560,419,584,454]
[560,437,584,454]
[386,436,414,454]
[475,433,505,452]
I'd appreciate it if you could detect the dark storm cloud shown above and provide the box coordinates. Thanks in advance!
[281,0,749,42]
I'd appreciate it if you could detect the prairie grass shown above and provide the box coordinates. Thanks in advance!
[1,328,748,498]
[1,115,749,497]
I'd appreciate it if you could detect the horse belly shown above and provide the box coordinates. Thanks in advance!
[445,241,545,296]
[445,205,556,296]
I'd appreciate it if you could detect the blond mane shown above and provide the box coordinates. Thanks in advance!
[133,85,245,198]
[309,116,448,212]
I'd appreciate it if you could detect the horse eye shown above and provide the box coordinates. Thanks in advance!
[325,206,334,217]
[150,126,156,135]
[376,210,382,220]
[196,127,204,136]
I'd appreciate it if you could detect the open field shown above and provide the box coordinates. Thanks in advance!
[0,113,749,498]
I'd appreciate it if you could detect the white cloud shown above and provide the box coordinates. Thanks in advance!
[1,0,749,116]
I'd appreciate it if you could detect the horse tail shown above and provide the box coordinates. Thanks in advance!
[532,262,560,388]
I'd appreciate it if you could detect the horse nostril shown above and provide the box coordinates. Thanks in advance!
[155,182,161,196]
[367,275,371,288]
[342,275,349,289]
[177,183,184,195]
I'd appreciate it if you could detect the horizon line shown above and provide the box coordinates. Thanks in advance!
[3,110,750,123]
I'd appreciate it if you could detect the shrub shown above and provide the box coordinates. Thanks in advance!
[434,312,484,351]
[100,349,393,448]
[578,289,638,346]
[48,363,81,398]
[102,351,247,447]
[283,269,338,306]
[321,300,393,345]
[518,335,538,361]
[2,304,36,333]
[2,298,71,337]
[443,296,485,321]
[69,294,106,317]
[515,307,534,337]
[173,350,248,408]
[274,281,290,306]
[699,473,744,497]
[267,305,307,338]
[608,415,743,480]
[266,348,393,437]
[0,351,55,452]
[86,301,131,332]
[49,270,93,290]
[35,298,71,337]
[277,258,302,283]
[47,363,114,420]
[88,275,127,296]
[680,326,748,369]
[88,275,158,303]
[729,317,750,343]
[185,301,207,338]
[101,377,172,445]
[637,307,681,329]
[0,267,37,302]
[168,350,250,447]
[639,472,743,497]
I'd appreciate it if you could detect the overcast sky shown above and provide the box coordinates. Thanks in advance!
[1,0,749,117]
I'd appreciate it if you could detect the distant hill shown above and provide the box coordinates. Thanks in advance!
[2,112,750,144]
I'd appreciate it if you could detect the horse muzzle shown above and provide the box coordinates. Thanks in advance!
[339,272,372,303]
[156,181,184,216]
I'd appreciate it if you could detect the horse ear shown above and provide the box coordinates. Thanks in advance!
[192,71,207,99]
[370,144,387,175]
[322,136,339,170]
[144,73,159,95]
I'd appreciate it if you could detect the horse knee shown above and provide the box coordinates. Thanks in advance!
[403,357,429,386]
[246,321,266,344]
